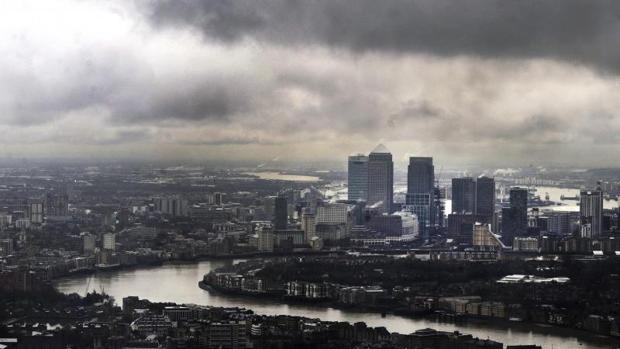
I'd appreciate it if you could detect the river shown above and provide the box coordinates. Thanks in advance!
[53,260,615,349]
[535,186,618,212]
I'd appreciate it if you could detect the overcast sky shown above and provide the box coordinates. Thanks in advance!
[2,0,620,167]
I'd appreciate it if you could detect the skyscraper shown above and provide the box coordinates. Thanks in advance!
[407,157,434,194]
[501,187,528,244]
[580,188,603,238]
[45,191,69,217]
[406,157,435,238]
[452,177,475,213]
[103,233,116,251]
[348,154,368,202]
[367,144,393,214]
[475,176,495,220]
[451,176,495,219]
[274,196,288,230]
[301,208,316,242]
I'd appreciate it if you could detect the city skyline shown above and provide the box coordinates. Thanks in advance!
[2,1,620,166]
[4,2,620,348]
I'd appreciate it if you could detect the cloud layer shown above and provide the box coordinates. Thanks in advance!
[0,0,619,166]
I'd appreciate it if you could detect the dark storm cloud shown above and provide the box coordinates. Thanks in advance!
[149,0,620,72]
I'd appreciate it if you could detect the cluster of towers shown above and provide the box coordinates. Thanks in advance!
[347,144,441,239]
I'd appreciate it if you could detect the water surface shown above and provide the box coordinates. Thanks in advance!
[54,260,615,349]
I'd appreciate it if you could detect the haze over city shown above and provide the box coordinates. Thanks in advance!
[2,1,620,166]
[4,2,620,349]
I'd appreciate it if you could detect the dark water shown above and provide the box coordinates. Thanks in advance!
[54,260,615,349]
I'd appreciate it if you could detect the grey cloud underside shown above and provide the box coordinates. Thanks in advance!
[2,52,252,126]
[149,0,620,73]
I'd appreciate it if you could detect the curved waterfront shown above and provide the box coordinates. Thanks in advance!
[53,260,614,349]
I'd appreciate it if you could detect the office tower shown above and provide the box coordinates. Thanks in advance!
[83,234,96,254]
[214,192,224,206]
[452,177,475,213]
[501,187,528,244]
[257,224,274,252]
[475,176,496,219]
[367,144,394,214]
[27,199,44,224]
[580,188,603,238]
[103,233,116,251]
[315,203,348,225]
[407,157,434,194]
[452,176,495,220]
[301,208,316,241]
[406,156,434,238]
[154,195,188,217]
[447,212,485,244]
[547,212,571,235]
[274,196,288,230]
[348,154,368,202]
[45,191,69,217]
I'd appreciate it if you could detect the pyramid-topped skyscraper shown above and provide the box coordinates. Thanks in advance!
[367,143,393,214]
[370,143,390,154]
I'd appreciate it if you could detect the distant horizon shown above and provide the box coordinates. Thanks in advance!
[0,155,614,174]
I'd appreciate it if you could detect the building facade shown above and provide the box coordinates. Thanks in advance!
[348,154,368,202]
[367,144,393,214]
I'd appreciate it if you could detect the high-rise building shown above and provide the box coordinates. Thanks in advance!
[547,212,572,236]
[301,208,316,242]
[45,191,69,217]
[83,234,96,254]
[407,157,434,194]
[316,203,348,225]
[367,144,393,214]
[452,177,475,213]
[28,199,44,224]
[348,154,368,202]
[274,196,288,230]
[406,157,435,238]
[103,233,116,251]
[580,188,603,238]
[257,224,274,252]
[447,212,486,244]
[451,176,495,221]
[475,176,496,219]
[501,187,528,244]
[214,192,224,206]
[154,195,188,217]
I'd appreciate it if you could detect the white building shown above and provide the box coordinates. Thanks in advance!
[393,211,419,240]
[103,233,116,251]
[316,203,347,225]
[301,209,316,242]
[257,225,273,252]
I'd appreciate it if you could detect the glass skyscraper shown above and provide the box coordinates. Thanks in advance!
[347,154,368,202]
[367,144,393,214]
[580,188,603,238]
[406,157,435,239]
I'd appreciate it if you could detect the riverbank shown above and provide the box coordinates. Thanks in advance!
[54,258,615,349]
[198,279,619,348]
